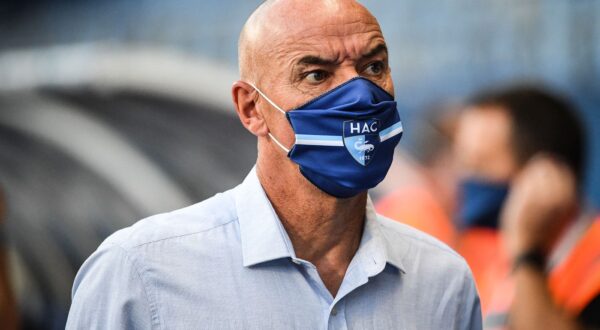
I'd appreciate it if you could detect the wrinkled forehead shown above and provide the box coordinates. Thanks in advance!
[264,0,380,35]
[255,1,384,68]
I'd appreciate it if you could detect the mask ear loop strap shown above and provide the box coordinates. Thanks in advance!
[268,133,290,153]
[246,82,291,153]
[247,82,287,115]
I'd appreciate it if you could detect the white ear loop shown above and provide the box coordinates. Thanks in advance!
[247,82,287,115]
[247,82,291,153]
[268,133,290,153]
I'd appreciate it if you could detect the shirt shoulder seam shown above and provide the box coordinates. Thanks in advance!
[127,217,238,249]
[107,243,163,330]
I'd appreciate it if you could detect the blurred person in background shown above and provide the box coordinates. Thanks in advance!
[66,0,481,328]
[0,189,18,330]
[453,86,600,329]
[376,105,460,246]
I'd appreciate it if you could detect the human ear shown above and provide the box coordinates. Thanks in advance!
[231,81,268,137]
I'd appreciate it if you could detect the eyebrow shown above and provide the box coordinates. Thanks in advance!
[297,55,337,67]
[295,43,388,67]
[362,43,388,59]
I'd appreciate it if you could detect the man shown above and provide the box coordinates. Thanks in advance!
[453,86,600,329]
[67,1,481,328]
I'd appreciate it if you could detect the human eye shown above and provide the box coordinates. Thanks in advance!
[303,70,330,84]
[363,61,386,76]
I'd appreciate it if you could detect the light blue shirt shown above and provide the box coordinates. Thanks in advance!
[67,168,482,329]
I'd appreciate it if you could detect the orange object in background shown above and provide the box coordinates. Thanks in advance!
[376,185,456,246]
[376,183,509,314]
[376,184,508,314]
[549,218,600,316]
[377,189,507,314]
[483,218,600,328]
[377,186,600,322]
[455,228,509,315]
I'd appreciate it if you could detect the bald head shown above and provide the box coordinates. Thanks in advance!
[238,0,381,84]
[232,0,393,199]
[234,0,393,148]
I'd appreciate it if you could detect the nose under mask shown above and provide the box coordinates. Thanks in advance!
[249,77,404,198]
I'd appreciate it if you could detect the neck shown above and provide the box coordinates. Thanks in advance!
[256,156,367,295]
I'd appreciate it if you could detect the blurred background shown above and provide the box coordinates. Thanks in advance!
[0,0,598,329]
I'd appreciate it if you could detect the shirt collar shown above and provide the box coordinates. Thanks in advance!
[235,167,296,267]
[362,197,406,274]
[235,166,406,273]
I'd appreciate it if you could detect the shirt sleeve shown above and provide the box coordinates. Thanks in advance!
[66,243,159,329]
[458,261,483,330]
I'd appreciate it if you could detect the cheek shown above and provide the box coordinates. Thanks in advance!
[266,111,296,147]
[384,76,395,97]
[279,117,296,146]
[273,81,322,110]
[373,74,394,97]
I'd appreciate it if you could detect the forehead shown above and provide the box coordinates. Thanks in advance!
[455,106,518,180]
[287,23,383,56]
[261,2,384,63]
[458,106,511,135]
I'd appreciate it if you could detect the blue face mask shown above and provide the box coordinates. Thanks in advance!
[457,178,510,229]
[250,77,403,198]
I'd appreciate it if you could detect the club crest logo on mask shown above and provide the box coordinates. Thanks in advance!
[343,119,381,166]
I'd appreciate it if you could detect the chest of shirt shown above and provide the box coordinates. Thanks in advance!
[139,255,457,330]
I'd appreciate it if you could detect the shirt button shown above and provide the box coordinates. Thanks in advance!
[331,308,338,316]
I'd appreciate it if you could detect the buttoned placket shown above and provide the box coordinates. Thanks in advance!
[236,168,403,329]
[290,257,347,330]
[290,240,387,330]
